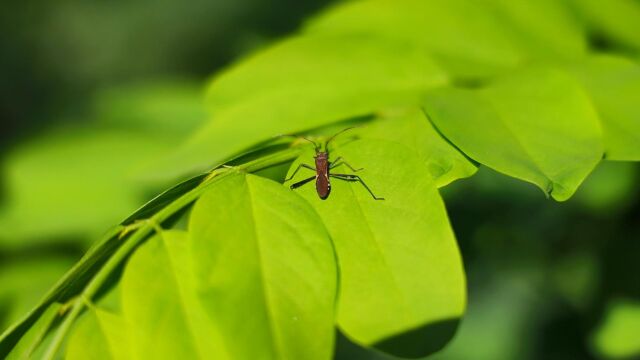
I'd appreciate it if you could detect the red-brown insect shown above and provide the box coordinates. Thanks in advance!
[286,128,384,200]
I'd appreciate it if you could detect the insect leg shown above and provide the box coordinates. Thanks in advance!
[284,163,316,182]
[330,157,363,172]
[290,176,316,190]
[329,174,384,200]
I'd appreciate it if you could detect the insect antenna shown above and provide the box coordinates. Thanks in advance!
[275,133,321,152]
[300,136,321,153]
[325,126,361,151]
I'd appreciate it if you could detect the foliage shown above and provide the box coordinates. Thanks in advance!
[0,0,639,359]
[591,300,640,359]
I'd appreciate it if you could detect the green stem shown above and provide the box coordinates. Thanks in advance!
[42,146,302,359]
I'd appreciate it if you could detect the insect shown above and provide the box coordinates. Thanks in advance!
[285,128,384,200]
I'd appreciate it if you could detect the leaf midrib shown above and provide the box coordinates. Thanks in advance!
[244,178,283,359]
[343,181,414,328]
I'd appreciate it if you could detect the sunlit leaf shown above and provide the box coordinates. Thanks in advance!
[120,231,219,359]
[591,299,640,359]
[148,34,448,180]
[65,306,129,360]
[359,108,477,187]
[424,67,603,201]
[0,226,122,357]
[287,139,465,358]
[306,0,585,79]
[189,173,337,359]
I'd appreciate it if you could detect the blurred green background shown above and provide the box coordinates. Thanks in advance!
[1,1,639,359]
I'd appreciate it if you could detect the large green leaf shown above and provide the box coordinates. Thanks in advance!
[424,67,603,201]
[120,231,218,359]
[565,55,640,161]
[358,108,477,187]
[591,299,640,359]
[286,139,466,358]
[148,34,448,180]
[479,0,586,60]
[64,231,218,359]
[65,306,129,360]
[306,0,585,79]
[189,173,337,359]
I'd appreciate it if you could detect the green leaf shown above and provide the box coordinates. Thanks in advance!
[306,0,585,79]
[359,108,477,187]
[94,78,207,138]
[0,226,123,357]
[0,256,75,332]
[429,278,539,360]
[424,67,603,201]
[120,230,218,359]
[591,299,640,359]
[65,306,129,360]
[569,0,640,51]
[565,55,640,160]
[148,34,448,180]
[0,149,303,358]
[0,128,167,246]
[478,0,586,60]
[189,173,337,359]
[305,0,520,79]
[5,303,60,360]
[286,139,466,358]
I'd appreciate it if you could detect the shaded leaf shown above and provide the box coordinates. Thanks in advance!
[429,278,539,360]
[0,129,166,246]
[287,139,465,358]
[5,303,60,360]
[424,67,603,201]
[0,256,75,332]
[565,55,640,161]
[0,226,123,357]
[574,161,639,214]
[94,78,207,137]
[569,0,640,51]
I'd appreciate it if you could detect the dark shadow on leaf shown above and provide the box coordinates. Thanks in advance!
[372,318,460,358]
[334,318,460,360]
[334,330,392,360]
